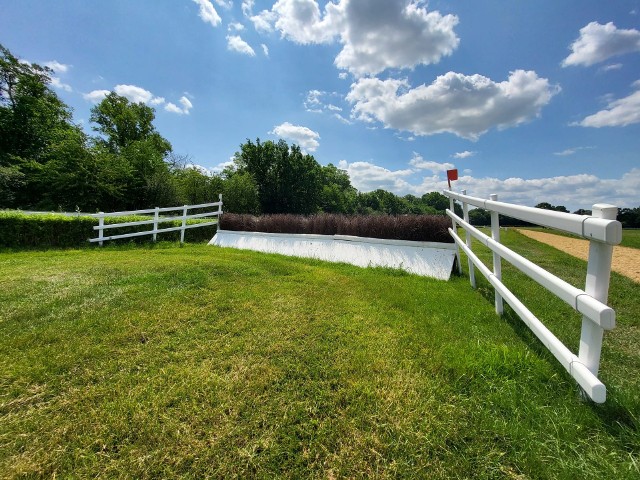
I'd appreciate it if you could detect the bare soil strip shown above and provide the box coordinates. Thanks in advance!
[516,229,640,283]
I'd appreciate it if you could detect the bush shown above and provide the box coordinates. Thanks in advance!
[0,211,217,248]
[219,213,453,243]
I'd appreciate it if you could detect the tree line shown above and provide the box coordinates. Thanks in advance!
[1,43,637,226]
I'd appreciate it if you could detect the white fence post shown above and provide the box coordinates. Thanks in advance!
[450,195,462,274]
[462,190,476,288]
[180,205,188,243]
[577,204,617,377]
[153,206,159,242]
[98,214,104,247]
[490,194,503,315]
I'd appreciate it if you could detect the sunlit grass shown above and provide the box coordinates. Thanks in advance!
[0,239,638,478]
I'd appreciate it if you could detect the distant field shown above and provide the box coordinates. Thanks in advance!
[519,226,640,249]
[1,236,638,478]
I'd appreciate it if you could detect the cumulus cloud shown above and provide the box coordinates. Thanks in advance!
[50,77,72,92]
[228,22,245,31]
[255,0,459,76]
[242,0,254,17]
[261,43,269,56]
[453,151,476,159]
[44,60,70,73]
[562,22,640,67]
[347,70,560,140]
[83,89,110,103]
[114,84,165,105]
[165,96,193,115]
[226,35,256,56]
[193,0,222,27]
[338,158,640,210]
[574,80,640,127]
[303,89,344,114]
[409,153,454,173]
[553,146,594,156]
[270,122,320,151]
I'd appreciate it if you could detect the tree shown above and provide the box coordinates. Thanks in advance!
[421,191,450,212]
[233,138,322,214]
[319,163,357,213]
[535,202,569,213]
[222,171,260,214]
[468,208,491,226]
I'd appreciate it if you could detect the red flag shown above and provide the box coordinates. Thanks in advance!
[446,169,458,189]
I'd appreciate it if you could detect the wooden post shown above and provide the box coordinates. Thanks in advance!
[98,214,104,247]
[180,205,188,243]
[578,204,617,377]
[490,194,503,315]
[153,206,159,242]
[449,194,462,274]
[462,190,475,288]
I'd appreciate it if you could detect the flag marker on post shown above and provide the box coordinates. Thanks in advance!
[447,169,458,189]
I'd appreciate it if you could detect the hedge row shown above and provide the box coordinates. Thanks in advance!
[219,213,453,243]
[0,212,217,248]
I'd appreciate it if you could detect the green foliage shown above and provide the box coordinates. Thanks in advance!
[0,211,217,247]
[535,202,569,213]
[618,207,640,228]
[234,138,322,214]
[222,171,260,214]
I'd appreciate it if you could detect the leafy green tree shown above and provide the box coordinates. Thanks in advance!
[233,138,322,214]
[468,208,491,226]
[535,202,569,213]
[319,163,356,213]
[222,171,260,214]
[421,191,450,212]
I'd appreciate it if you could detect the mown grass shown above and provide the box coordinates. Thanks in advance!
[520,226,640,249]
[0,238,638,478]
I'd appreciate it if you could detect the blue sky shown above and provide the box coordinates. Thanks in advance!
[2,0,639,210]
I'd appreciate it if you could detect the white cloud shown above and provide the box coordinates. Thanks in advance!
[44,60,70,73]
[347,70,560,140]
[333,113,352,124]
[83,89,110,103]
[574,81,640,127]
[409,153,454,173]
[214,0,232,9]
[453,150,476,159]
[164,96,193,115]
[553,146,594,156]
[338,72,348,80]
[269,122,320,151]
[338,159,415,193]
[562,22,640,67]
[193,0,222,27]
[261,43,269,56]
[226,35,256,56]
[601,63,623,72]
[260,0,459,76]
[242,0,254,17]
[228,22,245,31]
[114,84,165,105]
[250,10,277,32]
[303,89,344,114]
[50,77,72,92]
[338,158,640,209]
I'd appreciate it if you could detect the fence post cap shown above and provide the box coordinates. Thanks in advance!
[591,204,617,220]
[490,194,498,201]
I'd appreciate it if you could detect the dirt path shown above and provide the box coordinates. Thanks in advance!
[516,229,640,283]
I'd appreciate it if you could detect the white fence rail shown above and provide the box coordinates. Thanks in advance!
[443,189,621,403]
[89,195,223,245]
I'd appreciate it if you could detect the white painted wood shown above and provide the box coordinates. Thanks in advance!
[90,199,222,244]
[209,230,457,280]
[449,228,607,403]
[444,190,622,244]
[462,190,476,288]
[578,204,617,377]
[446,210,615,329]
[450,196,462,274]
[489,194,503,315]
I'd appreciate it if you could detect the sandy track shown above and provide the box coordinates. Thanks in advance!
[516,229,640,283]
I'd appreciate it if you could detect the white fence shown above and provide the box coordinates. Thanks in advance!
[443,189,621,403]
[89,195,223,245]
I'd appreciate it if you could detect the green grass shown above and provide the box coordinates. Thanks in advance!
[519,226,640,249]
[0,238,638,478]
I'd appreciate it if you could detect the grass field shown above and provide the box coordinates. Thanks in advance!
[1,234,639,478]
[519,226,640,250]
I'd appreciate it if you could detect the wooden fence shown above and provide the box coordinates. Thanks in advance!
[443,189,621,403]
[89,195,223,245]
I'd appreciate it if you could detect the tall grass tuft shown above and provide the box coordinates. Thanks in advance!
[219,213,453,243]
